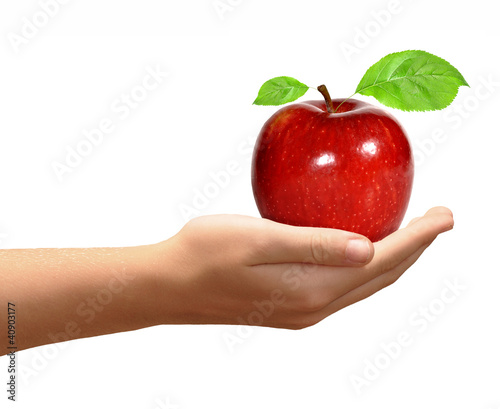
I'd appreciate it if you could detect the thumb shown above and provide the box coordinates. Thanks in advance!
[252,219,374,266]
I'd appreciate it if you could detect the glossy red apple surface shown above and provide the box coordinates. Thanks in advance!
[251,98,414,242]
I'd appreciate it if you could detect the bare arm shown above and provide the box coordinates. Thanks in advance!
[0,245,162,353]
[1,207,453,355]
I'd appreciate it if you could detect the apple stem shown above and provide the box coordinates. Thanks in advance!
[317,85,334,113]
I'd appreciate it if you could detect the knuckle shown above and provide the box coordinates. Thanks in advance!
[310,232,333,264]
[294,291,327,313]
[380,272,401,289]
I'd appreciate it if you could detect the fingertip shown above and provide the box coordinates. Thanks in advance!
[426,207,454,233]
[345,237,374,264]
[425,206,453,218]
[441,212,455,233]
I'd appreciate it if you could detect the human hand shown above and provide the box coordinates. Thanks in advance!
[151,207,453,329]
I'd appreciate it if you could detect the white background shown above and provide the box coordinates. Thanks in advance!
[1,1,499,408]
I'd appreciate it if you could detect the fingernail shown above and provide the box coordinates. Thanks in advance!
[346,239,371,263]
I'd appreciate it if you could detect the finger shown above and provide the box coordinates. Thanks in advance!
[282,207,453,304]
[309,241,432,324]
[406,206,452,228]
[249,218,374,267]
[423,206,454,217]
[407,216,421,227]
[370,207,453,275]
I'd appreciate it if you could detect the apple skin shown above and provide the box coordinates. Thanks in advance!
[251,98,414,242]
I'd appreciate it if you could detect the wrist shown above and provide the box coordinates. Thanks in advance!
[119,243,166,329]
[145,235,207,326]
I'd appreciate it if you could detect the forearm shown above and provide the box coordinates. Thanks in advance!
[0,210,454,354]
[0,244,162,354]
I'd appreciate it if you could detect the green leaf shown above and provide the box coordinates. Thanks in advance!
[253,76,310,106]
[355,50,469,112]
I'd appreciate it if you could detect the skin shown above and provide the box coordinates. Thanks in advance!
[0,206,453,355]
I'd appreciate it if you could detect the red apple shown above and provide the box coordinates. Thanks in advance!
[251,97,414,242]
